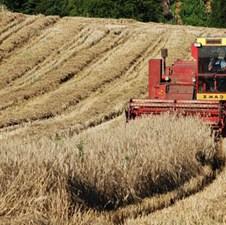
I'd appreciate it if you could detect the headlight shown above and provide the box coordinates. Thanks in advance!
[194,42,202,48]
[165,76,170,81]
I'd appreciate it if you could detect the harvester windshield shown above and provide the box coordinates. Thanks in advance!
[198,46,226,73]
[198,46,226,94]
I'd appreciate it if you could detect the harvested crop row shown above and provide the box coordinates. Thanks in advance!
[0,115,222,225]
[0,28,129,127]
[0,16,36,47]
[0,24,117,111]
[0,15,58,58]
[0,28,163,129]
[0,18,83,89]
[0,12,26,35]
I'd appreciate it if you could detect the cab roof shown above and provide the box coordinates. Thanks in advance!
[196,37,226,46]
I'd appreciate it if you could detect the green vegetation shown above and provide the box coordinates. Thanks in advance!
[0,0,164,22]
[179,0,210,26]
[210,0,226,28]
[1,0,226,28]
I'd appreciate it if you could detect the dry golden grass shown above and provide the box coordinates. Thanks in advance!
[0,12,226,225]
[0,115,223,225]
[0,16,58,56]
[125,146,226,225]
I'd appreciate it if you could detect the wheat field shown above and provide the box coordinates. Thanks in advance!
[1,11,226,225]
[0,115,223,225]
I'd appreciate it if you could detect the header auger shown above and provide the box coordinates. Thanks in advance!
[126,37,226,138]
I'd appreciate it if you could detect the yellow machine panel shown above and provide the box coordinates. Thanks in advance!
[197,37,226,46]
[197,93,226,100]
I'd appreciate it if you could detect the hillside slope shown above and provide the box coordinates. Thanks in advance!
[0,11,224,139]
[1,11,226,225]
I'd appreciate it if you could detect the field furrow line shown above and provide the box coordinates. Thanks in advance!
[28,29,130,93]
[110,167,221,225]
[1,32,115,109]
[3,25,108,87]
[0,16,59,62]
[0,15,26,34]
[34,34,169,134]
[68,29,205,135]
[0,16,37,45]
[14,26,100,86]
[0,31,131,128]
[13,18,62,51]
[6,34,160,126]
[122,31,169,84]
[0,21,83,89]
[57,34,166,116]
[72,33,166,96]
[0,12,26,30]
[13,32,171,136]
[53,29,201,135]
[0,13,15,29]
[2,26,126,98]
[65,29,131,84]
[121,33,168,76]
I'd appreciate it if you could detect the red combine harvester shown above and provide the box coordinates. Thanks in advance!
[126,37,226,137]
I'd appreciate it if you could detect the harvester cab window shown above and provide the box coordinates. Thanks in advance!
[217,77,226,92]
[199,46,226,73]
[198,76,226,93]
[198,77,214,92]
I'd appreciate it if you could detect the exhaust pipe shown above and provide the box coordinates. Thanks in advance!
[161,48,168,75]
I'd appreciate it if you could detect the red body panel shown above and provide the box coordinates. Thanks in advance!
[149,59,196,100]
[149,59,162,98]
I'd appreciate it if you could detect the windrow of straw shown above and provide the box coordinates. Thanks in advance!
[0,115,222,225]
